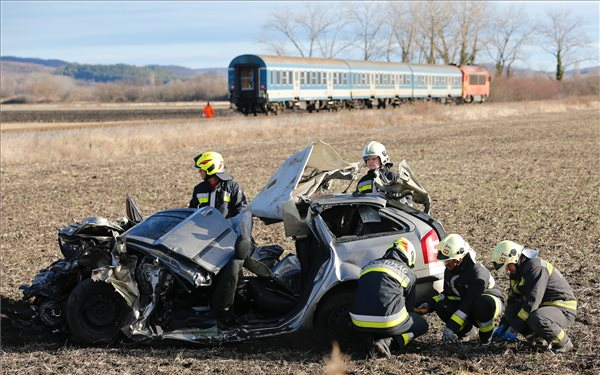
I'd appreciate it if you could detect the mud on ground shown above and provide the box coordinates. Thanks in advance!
[1,107,599,374]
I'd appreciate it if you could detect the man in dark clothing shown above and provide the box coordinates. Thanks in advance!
[416,234,504,345]
[190,151,248,327]
[355,141,413,206]
[491,240,577,353]
[189,151,247,218]
[350,237,429,358]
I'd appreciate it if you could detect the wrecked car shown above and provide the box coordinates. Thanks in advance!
[21,140,445,345]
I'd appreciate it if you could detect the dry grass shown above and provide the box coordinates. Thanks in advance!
[2,99,598,166]
[1,101,599,374]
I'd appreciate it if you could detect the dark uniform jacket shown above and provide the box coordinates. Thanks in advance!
[427,253,504,333]
[355,165,398,194]
[350,249,416,336]
[189,178,247,219]
[508,251,577,333]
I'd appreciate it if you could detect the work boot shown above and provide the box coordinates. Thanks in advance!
[552,338,574,353]
[525,333,549,350]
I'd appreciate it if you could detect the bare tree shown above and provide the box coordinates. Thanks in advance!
[539,9,591,80]
[485,5,533,78]
[259,9,304,56]
[412,1,453,64]
[346,2,387,61]
[452,1,490,65]
[315,8,354,58]
[386,1,419,62]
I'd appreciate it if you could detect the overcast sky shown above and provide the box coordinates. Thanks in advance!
[1,1,598,71]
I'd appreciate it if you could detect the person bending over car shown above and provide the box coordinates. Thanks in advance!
[491,240,577,353]
[189,151,248,327]
[355,141,412,206]
[350,237,429,358]
[415,234,504,346]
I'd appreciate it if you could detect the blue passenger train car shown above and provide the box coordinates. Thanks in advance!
[228,54,487,115]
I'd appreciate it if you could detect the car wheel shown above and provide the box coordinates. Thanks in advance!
[314,289,357,343]
[66,279,129,345]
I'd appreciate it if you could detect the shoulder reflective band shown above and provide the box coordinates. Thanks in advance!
[518,308,530,321]
[540,260,554,275]
[541,300,577,310]
[350,306,409,328]
[357,181,372,192]
[196,193,209,203]
[360,265,410,288]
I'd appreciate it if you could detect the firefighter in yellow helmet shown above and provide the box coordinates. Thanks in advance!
[190,151,248,328]
[491,240,577,353]
[189,151,247,218]
[415,234,504,346]
[355,141,412,206]
[350,237,429,358]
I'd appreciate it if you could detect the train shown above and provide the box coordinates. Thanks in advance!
[228,54,490,115]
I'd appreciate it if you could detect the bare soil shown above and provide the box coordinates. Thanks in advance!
[1,106,599,374]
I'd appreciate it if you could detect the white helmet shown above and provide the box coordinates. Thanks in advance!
[437,234,472,262]
[492,240,524,272]
[361,141,390,165]
[386,237,416,268]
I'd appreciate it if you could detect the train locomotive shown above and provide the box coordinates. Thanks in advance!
[228,54,490,115]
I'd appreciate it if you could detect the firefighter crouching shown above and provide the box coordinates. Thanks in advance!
[350,237,429,358]
[416,234,504,345]
[491,240,577,353]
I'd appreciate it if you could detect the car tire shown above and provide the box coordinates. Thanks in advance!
[66,279,129,345]
[314,289,357,343]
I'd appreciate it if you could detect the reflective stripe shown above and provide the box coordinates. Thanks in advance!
[223,191,231,203]
[197,193,209,204]
[357,182,373,193]
[482,294,503,321]
[541,260,554,275]
[518,308,530,321]
[479,320,494,333]
[450,309,467,328]
[541,300,577,310]
[360,266,410,288]
[433,294,445,302]
[447,296,462,301]
[350,306,409,328]
[401,332,412,346]
[487,275,496,289]
[555,329,566,343]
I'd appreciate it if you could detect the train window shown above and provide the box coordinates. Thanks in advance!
[469,74,486,85]
[322,72,326,84]
[281,71,287,85]
[241,67,254,91]
[288,71,293,85]
[300,72,306,85]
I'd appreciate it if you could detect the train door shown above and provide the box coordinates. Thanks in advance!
[326,71,333,97]
[238,65,259,114]
[293,71,300,99]
[369,72,375,97]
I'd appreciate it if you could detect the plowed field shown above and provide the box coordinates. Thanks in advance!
[1,102,599,374]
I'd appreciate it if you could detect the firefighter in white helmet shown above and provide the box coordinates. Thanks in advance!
[350,237,429,358]
[491,240,577,353]
[415,234,504,345]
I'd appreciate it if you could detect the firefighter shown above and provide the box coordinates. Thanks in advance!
[416,234,504,345]
[189,151,248,327]
[491,240,577,353]
[350,237,429,358]
[189,151,247,218]
[203,101,215,118]
[355,141,412,205]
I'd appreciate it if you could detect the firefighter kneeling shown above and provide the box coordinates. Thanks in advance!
[416,234,504,346]
[350,238,428,359]
[491,240,577,353]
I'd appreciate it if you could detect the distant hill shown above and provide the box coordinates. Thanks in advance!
[0,60,55,74]
[57,63,181,84]
[147,65,226,79]
[1,56,69,68]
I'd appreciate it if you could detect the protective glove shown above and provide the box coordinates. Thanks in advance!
[414,302,431,315]
[502,326,519,341]
[492,325,506,340]
[442,327,458,343]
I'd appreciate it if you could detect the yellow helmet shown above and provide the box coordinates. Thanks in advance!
[386,237,416,268]
[361,141,390,165]
[437,234,471,262]
[194,151,225,176]
[492,240,524,272]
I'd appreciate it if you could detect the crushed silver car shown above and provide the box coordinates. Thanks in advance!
[21,140,444,345]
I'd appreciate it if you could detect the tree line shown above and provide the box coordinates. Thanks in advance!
[258,1,595,80]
